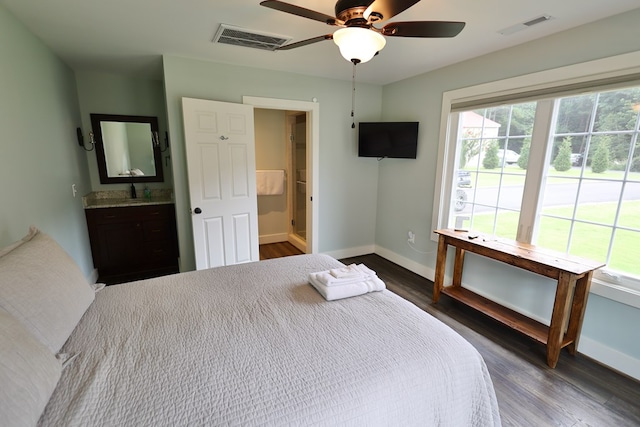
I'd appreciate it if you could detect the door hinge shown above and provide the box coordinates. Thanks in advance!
[291,219,295,226]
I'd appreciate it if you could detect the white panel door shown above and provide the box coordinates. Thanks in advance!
[182,97,259,270]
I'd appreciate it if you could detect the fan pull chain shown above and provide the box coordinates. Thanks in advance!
[351,59,360,129]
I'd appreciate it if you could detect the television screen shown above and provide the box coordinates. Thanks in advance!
[358,122,419,159]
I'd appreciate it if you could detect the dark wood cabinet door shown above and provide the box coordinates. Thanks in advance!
[94,221,145,269]
[85,204,179,284]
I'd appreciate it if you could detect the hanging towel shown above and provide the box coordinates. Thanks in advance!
[256,170,285,196]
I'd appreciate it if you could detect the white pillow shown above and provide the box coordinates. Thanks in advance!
[0,307,62,426]
[0,227,36,257]
[0,227,95,353]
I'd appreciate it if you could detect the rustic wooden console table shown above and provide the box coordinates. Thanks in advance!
[432,229,604,368]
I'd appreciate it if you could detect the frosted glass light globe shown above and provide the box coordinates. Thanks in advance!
[333,27,386,63]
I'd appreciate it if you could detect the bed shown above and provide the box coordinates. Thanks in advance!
[0,228,501,426]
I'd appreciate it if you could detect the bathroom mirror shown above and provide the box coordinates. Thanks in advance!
[90,113,164,184]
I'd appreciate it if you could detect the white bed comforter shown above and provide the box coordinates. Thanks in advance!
[39,254,500,426]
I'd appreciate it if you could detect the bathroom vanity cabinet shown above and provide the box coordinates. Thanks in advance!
[85,204,179,284]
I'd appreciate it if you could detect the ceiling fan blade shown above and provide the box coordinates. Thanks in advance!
[381,21,466,37]
[276,34,334,51]
[364,0,420,23]
[260,0,339,25]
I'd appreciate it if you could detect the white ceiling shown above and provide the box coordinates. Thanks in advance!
[3,0,639,85]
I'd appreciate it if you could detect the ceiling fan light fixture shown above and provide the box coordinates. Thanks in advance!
[333,27,386,64]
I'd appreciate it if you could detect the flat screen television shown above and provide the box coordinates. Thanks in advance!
[358,122,419,159]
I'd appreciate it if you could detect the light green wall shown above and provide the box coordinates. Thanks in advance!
[75,70,171,192]
[0,5,93,276]
[379,8,640,378]
[162,56,383,271]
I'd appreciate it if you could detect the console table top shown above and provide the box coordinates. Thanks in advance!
[434,229,604,277]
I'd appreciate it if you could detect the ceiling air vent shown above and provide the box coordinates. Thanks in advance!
[498,15,553,36]
[213,24,291,51]
[523,15,552,27]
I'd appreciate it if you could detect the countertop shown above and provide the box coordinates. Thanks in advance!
[83,189,174,209]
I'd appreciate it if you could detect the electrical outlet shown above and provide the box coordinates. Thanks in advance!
[407,231,415,243]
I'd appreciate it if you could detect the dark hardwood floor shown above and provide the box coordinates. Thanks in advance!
[262,246,640,427]
[259,241,304,260]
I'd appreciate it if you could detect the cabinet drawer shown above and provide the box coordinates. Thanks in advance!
[87,205,172,225]
[143,220,173,241]
[142,240,177,262]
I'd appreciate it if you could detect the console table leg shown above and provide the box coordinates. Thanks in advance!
[433,236,447,303]
[547,271,576,368]
[565,271,593,355]
[452,248,465,288]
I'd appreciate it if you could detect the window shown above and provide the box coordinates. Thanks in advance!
[445,86,640,292]
[453,103,535,239]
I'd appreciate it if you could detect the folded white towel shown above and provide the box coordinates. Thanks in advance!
[309,272,359,287]
[330,264,361,278]
[308,275,386,301]
[310,263,377,287]
[354,264,377,277]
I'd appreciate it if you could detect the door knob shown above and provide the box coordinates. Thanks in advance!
[193,207,202,214]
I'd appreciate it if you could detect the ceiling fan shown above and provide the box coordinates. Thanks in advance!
[260,0,465,64]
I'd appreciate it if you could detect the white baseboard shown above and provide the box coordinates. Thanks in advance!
[374,245,435,280]
[259,233,288,245]
[323,245,375,260]
[579,336,640,381]
[288,234,307,253]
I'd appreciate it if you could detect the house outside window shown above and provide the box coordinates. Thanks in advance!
[445,85,640,293]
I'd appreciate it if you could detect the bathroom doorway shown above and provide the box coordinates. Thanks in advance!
[245,95,319,255]
[253,108,309,255]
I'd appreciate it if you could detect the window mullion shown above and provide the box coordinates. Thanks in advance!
[517,99,555,243]
[436,112,461,232]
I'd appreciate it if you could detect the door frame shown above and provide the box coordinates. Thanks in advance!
[243,96,319,254]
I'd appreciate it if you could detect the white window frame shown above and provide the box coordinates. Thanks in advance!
[432,51,640,309]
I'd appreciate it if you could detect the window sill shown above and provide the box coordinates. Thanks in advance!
[590,277,640,309]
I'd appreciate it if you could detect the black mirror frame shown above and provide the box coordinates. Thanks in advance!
[90,113,164,184]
